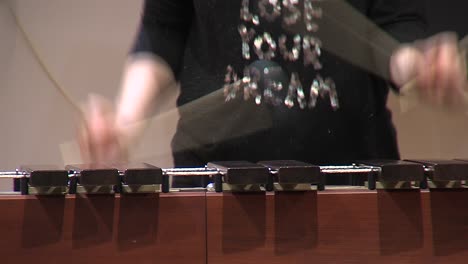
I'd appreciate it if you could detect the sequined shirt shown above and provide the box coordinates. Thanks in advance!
[132,0,426,168]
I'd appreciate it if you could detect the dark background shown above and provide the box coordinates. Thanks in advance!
[427,2,467,37]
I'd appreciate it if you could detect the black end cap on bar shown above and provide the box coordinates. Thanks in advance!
[258,160,321,184]
[118,163,163,185]
[20,165,69,187]
[66,164,120,186]
[409,159,468,181]
[207,161,269,185]
[360,160,425,182]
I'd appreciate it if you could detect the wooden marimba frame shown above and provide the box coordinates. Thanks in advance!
[1,159,468,264]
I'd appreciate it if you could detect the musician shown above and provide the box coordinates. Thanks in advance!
[79,0,467,187]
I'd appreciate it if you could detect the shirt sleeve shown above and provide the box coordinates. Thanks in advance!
[130,0,194,79]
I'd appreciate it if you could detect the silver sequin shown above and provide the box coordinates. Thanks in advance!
[258,0,282,22]
[238,25,256,60]
[241,0,260,25]
[282,0,301,26]
[303,35,322,69]
[242,67,262,104]
[304,0,322,32]
[309,75,339,110]
[279,34,301,61]
[223,65,240,102]
[254,32,277,60]
[263,66,284,105]
[284,72,307,109]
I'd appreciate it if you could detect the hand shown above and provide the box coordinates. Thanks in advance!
[78,94,129,164]
[390,32,468,108]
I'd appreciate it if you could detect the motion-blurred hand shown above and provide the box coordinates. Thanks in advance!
[390,32,468,108]
[78,94,131,165]
[76,54,175,165]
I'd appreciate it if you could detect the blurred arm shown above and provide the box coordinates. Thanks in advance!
[117,0,194,125]
[79,0,194,163]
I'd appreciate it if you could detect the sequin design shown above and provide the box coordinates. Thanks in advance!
[223,65,262,105]
[282,0,301,26]
[284,72,307,109]
[304,0,322,32]
[279,34,301,61]
[239,25,256,60]
[258,0,282,22]
[226,0,338,110]
[254,32,277,60]
[241,0,260,25]
[309,76,339,110]
[303,35,322,69]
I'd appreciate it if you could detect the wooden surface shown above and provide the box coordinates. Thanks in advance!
[1,189,468,263]
[0,193,206,264]
[207,189,468,264]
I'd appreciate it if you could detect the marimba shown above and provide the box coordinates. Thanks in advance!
[1,159,468,264]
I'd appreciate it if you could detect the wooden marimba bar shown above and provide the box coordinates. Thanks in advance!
[1,159,468,264]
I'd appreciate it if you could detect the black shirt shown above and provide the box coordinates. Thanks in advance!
[131,0,427,173]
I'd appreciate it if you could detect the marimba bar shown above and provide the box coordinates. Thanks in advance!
[1,159,468,264]
[259,160,323,191]
[113,163,166,193]
[66,164,121,194]
[361,160,426,189]
[409,159,468,188]
[3,159,468,196]
[19,165,69,195]
[208,161,271,192]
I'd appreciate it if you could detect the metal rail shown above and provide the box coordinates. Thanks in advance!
[0,165,379,179]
